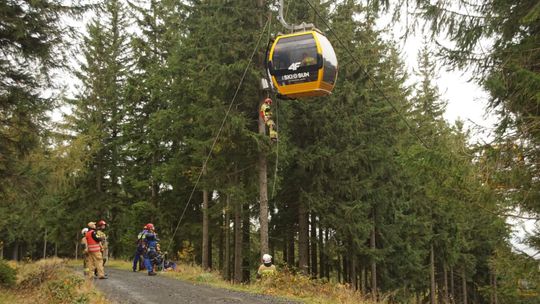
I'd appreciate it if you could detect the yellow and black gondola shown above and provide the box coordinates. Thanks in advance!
[268,30,338,98]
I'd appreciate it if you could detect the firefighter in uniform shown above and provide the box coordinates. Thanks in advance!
[80,228,89,275]
[143,223,158,276]
[257,253,277,278]
[85,222,106,279]
[260,98,278,142]
[96,220,108,264]
[133,225,148,272]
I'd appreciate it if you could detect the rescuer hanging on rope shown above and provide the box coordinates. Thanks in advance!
[260,97,278,142]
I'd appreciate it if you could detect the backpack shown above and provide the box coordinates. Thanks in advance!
[136,230,146,247]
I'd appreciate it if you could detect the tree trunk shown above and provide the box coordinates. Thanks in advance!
[75,240,79,260]
[490,273,494,304]
[350,253,357,290]
[208,235,213,269]
[462,268,467,304]
[12,241,19,260]
[224,196,231,281]
[242,206,251,283]
[202,189,209,269]
[257,0,269,258]
[270,240,275,261]
[318,221,324,279]
[234,202,243,283]
[361,267,366,294]
[343,255,349,283]
[430,243,436,304]
[310,213,318,277]
[298,201,309,275]
[450,267,455,303]
[54,243,58,257]
[269,206,276,259]
[493,272,498,304]
[337,255,342,283]
[283,234,288,266]
[96,157,102,193]
[324,228,330,278]
[258,126,269,257]
[0,241,3,259]
[255,0,269,280]
[287,228,295,266]
[443,262,449,304]
[219,216,223,271]
[491,273,494,304]
[151,151,159,209]
[371,223,377,301]
[43,228,48,259]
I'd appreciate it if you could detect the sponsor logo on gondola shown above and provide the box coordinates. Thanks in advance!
[288,62,301,71]
[282,72,310,81]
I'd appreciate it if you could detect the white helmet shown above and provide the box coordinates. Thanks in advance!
[262,254,272,264]
[81,228,89,235]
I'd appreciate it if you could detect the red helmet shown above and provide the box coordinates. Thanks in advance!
[264,98,272,104]
[97,220,107,226]
[146,223,155,230]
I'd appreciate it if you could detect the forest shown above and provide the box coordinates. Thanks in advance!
[1,0,539,303]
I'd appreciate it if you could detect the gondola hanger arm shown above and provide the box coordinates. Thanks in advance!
[277,0,314,32]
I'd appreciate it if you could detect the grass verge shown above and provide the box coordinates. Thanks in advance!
[0,258,108,304]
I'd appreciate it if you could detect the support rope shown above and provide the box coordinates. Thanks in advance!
[166,17,271,253]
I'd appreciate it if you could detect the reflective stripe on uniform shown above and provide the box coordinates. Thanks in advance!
[87,244,101,252]
[86,230,101,252]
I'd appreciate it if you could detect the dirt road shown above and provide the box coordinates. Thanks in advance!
[93,268,298,304]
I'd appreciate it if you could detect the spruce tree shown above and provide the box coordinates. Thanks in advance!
[0,0,77,258]
[64,0,132,254]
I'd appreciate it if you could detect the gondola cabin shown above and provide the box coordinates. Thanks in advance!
[268,30,338,98]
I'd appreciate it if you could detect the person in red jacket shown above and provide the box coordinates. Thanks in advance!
[85,222,107,279]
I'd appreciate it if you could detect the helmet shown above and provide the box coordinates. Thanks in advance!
[97,220,107,226]
[81,228,89,235]
[264,98,272,104]
[146,223,155,230]
[87,222,96,229]
[262,254,272,264]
